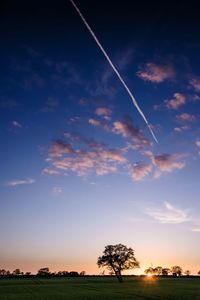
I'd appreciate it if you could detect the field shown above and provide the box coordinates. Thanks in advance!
[0,277,200,300]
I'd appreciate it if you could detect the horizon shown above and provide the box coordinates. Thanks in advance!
[1,0,200,277]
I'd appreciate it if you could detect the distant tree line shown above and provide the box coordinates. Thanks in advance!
[0,268,86,278]
[144,266,194,277]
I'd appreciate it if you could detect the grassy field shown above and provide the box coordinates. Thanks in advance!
[0,277,200,300]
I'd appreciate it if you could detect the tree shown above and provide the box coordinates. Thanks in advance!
[80,271,86,276]
[37,267,50,276]
[162,268,171,276]
[154,266,162,276]
[97,244,139,282]
[198,270,200,276]
[144,267,154,276]
[185,270,191,276]
[13,268,22,276]
[171,266,182,277]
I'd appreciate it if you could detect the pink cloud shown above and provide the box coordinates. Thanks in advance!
[46,136,126,177]
[165,93,186,110]
[137,63,175,83]
[176,113,196,122]
[113,116,151,149]
[88,118,109,131]
[131,162,152,181]
[152,153,185,178]
[95,107,112,118]
[189,77,200,92]
[174,125,189,133]
[49,140,74,158]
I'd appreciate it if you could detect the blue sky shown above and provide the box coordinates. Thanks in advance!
[1,0,200,274]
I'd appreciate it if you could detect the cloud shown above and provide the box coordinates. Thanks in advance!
[196,139,200,147]
[174,126,189,133]
[88,118,109,131]
[46,135,127,177]
[152,153,185,178]
[7,178,35,187]
[95,107,112,119]
[191,228,200,232]
[137,63,175,83]
[53,186,63,194]
[146,202,189,224]
[112,116,151,149]
[165,93,186,110]
[12,121,22,128]
[131,162,152,181]
[42,168,60,175]
[49,140,74,158]
[176,113,196,122]
[189,76,200,92]
[196,139,200,155]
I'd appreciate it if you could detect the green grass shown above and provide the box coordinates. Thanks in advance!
[0,277,200,300]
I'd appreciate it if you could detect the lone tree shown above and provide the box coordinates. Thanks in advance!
[97,244,139,282]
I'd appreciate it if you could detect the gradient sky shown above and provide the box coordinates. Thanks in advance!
[1,0,200,275]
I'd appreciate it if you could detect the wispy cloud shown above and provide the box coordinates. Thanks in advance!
[95,107,112,119]
[137,63,175,83]
[12,121,22,128]
[46,134,127,177]
[174,125,189,133]
[49,140,74,158]
[152,153,185,178]
[7,178,35,187]
[196,139,200,155]
[42,168,60,175]
[189,76,200,92]
[191,228,200,232]
[112,116,151,149]
[165,93,186,110]
[88,118,109,131]
[176,113,196,122]
[146,202,189,224]
[131,162,152,181]
[53,186,63,194]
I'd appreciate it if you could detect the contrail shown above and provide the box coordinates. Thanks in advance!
[69,0,158,144]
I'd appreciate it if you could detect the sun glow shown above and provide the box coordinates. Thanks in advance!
[147,273,152,278]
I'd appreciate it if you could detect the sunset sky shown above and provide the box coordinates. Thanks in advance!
[1,0,200,275]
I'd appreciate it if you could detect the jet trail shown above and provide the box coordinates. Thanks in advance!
[69,0,158,144]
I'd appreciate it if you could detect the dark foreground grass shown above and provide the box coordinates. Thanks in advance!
[0,277,200,300]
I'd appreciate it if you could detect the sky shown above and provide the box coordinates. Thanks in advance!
[1,0,200,275]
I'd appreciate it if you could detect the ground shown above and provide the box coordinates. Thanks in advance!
[0,277,200,299]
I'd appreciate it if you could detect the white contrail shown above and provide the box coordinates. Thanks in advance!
[69,0,158,144]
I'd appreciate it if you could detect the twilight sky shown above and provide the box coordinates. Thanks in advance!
[1,0,200,274]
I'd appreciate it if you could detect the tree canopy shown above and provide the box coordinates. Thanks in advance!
[97,244,139,282]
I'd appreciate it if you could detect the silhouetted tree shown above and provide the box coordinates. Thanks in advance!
[185,270,191,276]
[154,266,162,276]
[69,271,79,277]
[97,244,139,282]
[144,267,154,276]
[0,269,7,276]
[80,271,86,276]
[171,266,182,277]
[162,268,171,276]
[13,268,22,276]
[25,272,31,276]
[198,270,200,276]
[37,267,50,276]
